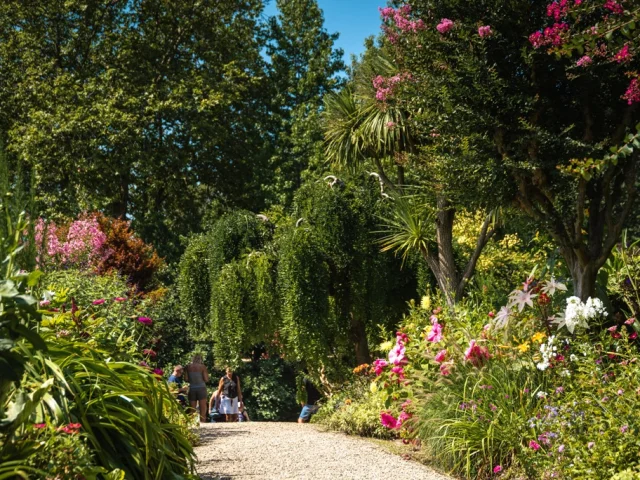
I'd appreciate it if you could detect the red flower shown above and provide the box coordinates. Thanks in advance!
[142,349,157,358]
[58,423,82,434]
[33,423,47,429]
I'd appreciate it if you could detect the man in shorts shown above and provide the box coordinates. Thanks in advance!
[168,365,188,406]
[298,377,322,423]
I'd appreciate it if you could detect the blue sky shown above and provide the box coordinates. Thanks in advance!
[263,0,383,61]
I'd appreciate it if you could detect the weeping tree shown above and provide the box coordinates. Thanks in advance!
[323,49,500,306]
[178,177,418,377]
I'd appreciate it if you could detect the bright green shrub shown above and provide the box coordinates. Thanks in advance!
[313,377,396,439]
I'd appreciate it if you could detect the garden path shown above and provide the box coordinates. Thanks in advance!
[195,422,450,480]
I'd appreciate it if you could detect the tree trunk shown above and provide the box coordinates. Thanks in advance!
[563,249,597,301]
[435,195,458,306]
[349,312,371,366]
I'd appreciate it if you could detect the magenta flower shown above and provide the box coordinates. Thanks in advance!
[630,332,638,340]
[373,358,388,376]
[33,423,47,429]
[391,365,406,380]
[623,78,640,105]
[386,121,396,129]
[396,331,409,345]
[114,297,127,302]
[604,0,624,14]
[614,44,631,63]
[92,299,105,305]
[440,362,452,376]
[625,317,636,325]
[464,339,490,367]
[427,322,443,343]
[434,349,447,363]
[380,411,398,429]
[529,440,541,451]
[397,411,411,426]
[493,465,503,474]
[152,368,163,376]
[478,25,492,37]
[137,316,153,326]
[436,18,454,34]
[621,424,629,433]
[39,300,51,307]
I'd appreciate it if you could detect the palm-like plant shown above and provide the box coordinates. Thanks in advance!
[323,52,498,306]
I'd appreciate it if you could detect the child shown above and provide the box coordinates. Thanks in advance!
[238,402,250,422]
[208,390,225,423]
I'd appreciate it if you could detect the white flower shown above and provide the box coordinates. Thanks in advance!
[536,391,547,399]
[554,296,607,333]
[509,289,536,312]
[560,369,571,377]
[569,354,578,362]
[542,277,567,296]
[494,306,510,329]
[537,361,550,371]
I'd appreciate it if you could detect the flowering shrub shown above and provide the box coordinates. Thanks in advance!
[36,213,162,292]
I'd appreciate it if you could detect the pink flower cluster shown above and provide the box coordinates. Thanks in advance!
[546,0,582,20]
[576,55,592,67]
[529,23,569,48]
[614,44,631,63]
[623,78,640,104]
[380,397,413,430]
[604,0,624,14]
[379,4,425,42]
[36,216,110,268]
[478,25,492,38]
[372,73,411,102]
[464,339,490,367]
[436,18,454,34]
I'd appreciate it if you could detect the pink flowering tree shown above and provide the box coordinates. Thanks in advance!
[35,215,111,270]
[378,0,640,300]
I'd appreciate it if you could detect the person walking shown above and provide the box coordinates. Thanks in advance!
[298,377,322,423]
[185,354,209,423]
[217,366,243,422]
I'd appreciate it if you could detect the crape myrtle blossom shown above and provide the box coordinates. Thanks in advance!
[372,73,412,102]
[623,78,640,105]
[604,0,624,14]
[529,23,569,48]
[576,55,592,67]
[379,4,425,42]
[478,25,492,37]
[436,18,454,34]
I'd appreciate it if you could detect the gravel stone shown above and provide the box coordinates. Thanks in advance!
[195,422,451,480]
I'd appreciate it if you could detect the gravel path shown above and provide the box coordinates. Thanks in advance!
[195,422,451,480]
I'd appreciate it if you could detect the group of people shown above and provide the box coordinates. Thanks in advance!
[167,355,321,423]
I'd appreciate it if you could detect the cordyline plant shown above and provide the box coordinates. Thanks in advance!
[377,0,640,300]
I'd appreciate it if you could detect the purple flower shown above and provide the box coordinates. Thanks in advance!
[621,424,629,433]
[558,444,565,453]
[92,299,105,305]
[137,316,153,326]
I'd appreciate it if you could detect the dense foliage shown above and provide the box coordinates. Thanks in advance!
[179,177,419,378]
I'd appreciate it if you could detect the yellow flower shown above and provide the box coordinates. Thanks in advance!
[421,295,431,311]
[531,332,547,343]
[516,342,530,353]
